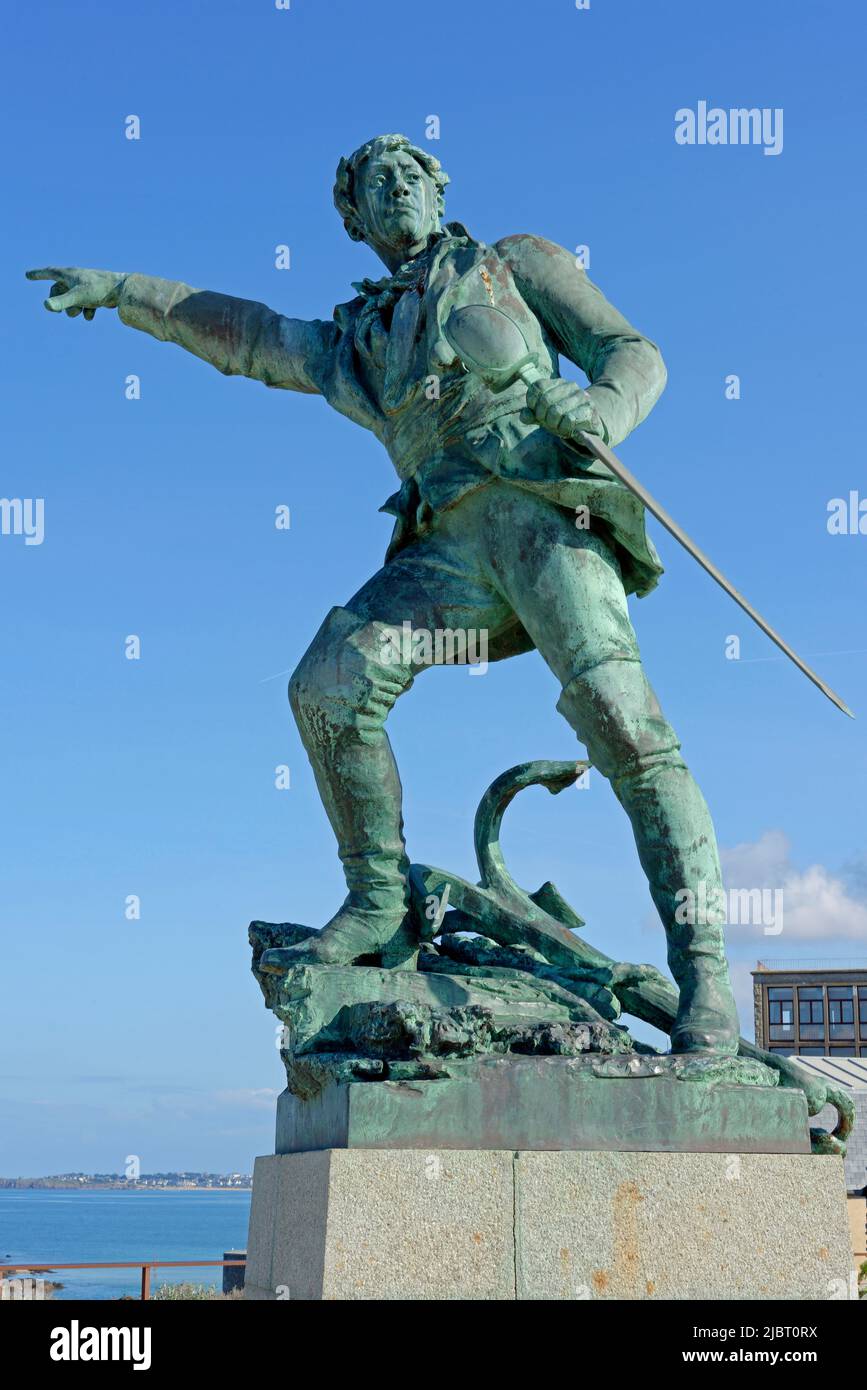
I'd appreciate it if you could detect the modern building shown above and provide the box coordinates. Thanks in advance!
[752,959,867,1269]
[752,959,867,1058]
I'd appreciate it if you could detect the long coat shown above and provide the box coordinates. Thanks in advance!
[118,223,667,596]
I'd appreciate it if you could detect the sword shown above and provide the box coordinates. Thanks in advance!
[444,303,855,719]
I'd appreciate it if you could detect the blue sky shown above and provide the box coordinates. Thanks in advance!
[2,0,865,1175]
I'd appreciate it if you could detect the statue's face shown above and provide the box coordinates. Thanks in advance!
[354,148,439,258]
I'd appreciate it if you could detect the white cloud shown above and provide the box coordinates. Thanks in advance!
[212,1088,278,1111]
[720,830,867,942]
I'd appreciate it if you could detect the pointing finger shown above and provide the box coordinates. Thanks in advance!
[27,267,75,282]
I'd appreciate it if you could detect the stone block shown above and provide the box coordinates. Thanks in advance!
[275,1056,811,1155]
[249,1149,515,1300]
[247,1147,854,1300]
[514,1150,853,1300]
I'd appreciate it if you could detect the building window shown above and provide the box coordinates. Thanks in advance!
[768,987,793,1020]
[859,988,867,1041]
[828,988,854,1022]
[767,986,794,1041]
[797,1046,826,1056]
[798,987,824,1040]
[828,986,855,1040]
[798,987,824,1021]
[829,1046,856,1057]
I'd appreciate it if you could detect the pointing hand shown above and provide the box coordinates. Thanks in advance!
[25,266,128,320]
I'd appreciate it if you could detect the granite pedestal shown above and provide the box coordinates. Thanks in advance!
[245,1148,854,1300]
[247,1059,854,1300]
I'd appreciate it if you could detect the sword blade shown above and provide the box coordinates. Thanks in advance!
[574,430,855,719]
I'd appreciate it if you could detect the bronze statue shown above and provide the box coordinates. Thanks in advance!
[30,132,811,1058]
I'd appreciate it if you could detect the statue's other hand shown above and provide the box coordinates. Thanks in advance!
[25,266,127,320]
[525,377,605,443]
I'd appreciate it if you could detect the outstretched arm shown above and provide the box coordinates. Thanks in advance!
[25,267,338,394]
[496,234,667,448]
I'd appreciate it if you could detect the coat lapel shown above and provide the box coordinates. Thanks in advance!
[381,283,424,413]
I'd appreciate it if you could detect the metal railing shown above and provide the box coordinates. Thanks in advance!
[755,959,867,972]
[0,1258,246,1301]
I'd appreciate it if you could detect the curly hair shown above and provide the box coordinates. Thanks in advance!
[333,133,449,242]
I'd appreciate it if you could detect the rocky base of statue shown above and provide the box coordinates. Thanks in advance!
[249,762,854,1156]
[250,933,852,1159]
[244,1148,855,1301]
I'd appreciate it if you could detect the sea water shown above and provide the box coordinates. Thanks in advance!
[0,1188,251,1300]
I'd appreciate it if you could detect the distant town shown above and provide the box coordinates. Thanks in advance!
[0,1171,252,1191]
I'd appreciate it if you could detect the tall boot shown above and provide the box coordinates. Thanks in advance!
[557,658,740,1053]
[260,607,417,971]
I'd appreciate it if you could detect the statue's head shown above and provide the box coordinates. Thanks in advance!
[334,134,449,266]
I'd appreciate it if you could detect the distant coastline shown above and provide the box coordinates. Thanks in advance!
[1,1184,251,1193]
[0,1173,252,1193]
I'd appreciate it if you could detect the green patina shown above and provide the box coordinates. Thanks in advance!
[28,135,852,1156]
[273,1058,811,1158]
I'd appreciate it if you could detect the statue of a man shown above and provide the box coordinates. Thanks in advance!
[28,133,739,1053]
